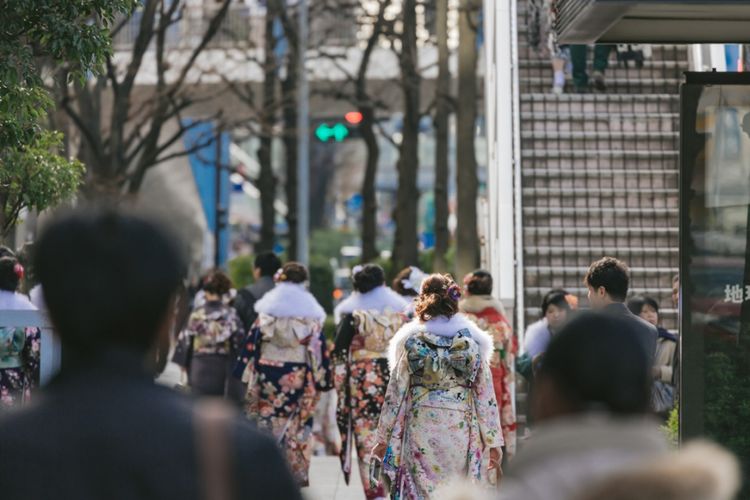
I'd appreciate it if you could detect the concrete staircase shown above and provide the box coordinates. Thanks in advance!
[517,41,687,333]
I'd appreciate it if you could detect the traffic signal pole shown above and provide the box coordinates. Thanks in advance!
[297,0,310,266]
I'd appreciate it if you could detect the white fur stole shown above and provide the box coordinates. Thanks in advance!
[333,285,409,322]
[254,282,326,321]
[387,313,494,371]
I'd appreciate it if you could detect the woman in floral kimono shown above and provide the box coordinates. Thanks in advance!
[172,269,245,396]
[0,256,40,409]
[373,274,503,499]
[234,262,332,486]
[459,269,518,458]
[333,264,409,498]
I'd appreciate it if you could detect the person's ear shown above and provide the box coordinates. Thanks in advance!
[597,286,607,299]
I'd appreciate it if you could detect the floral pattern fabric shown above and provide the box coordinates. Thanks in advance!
[235,314,332,486]
[0,327,41,409]
[463,308,518,457]
[334,310,407,499]
[376,328,502,499]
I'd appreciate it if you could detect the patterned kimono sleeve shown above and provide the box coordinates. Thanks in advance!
[171,314,198,368]
[22,327,41,388]
[333,315,355,435]
[233,325,261,380]
[375,347,410,444]
[312,330,334,392]
[226,308,247,357]
[474,361,503,448]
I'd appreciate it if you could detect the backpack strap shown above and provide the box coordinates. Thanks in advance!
[194,398,237,500]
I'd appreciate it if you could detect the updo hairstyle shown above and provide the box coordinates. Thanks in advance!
[0,256,23,292]
[464,270,493,296]
[415,273,461,321]
[275,261,308,284]
[202,269,232,296]
[352,264,385,293]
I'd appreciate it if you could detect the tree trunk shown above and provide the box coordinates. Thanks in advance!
[434,0,451,273]
[455,0,480,279]
[281,70,298,261]
[257,5,278,253]
[393,0,421,271]
[360,102,379,263]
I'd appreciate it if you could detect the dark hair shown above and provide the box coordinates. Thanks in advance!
[393,267,418,297]
[539,311,651,415]
[34,209,186,354]
[254,252,282,277]
[541,288,572,317]
[0,257,21,292]
[627,296,660,316]
[465,270,493,296]
[353,264,385,293]
[584,257,630,302]
[277,261,308,284]
[415,274,460,321]
[202,269,232,296]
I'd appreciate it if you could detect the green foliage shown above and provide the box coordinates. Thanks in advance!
[661,404,679,448]
[310,255,335,314]
[0,0,135,238]
[227,254,255,289]
[322,315,337,342]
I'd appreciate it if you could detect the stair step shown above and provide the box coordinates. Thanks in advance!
[523,149,677,158]
[525,286,674,297]
[525,265,678,274]
[521,93,679,103]
[519,59,686,70]
[523,206,677,215]
[521,77,681,93]
[523,187,678,196]
[523,168,678,177]
[522,131,678,140]
[525,246,678,255]
[525,226,678,235]
[525,306,677,316]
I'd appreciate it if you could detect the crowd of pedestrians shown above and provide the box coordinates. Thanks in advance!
[0,207,741,500]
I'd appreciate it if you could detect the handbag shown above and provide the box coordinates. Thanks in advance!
[652,380,675,414]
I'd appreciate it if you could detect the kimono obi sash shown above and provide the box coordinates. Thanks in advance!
[405,329,482,390]
[0,327,25,369]
[350,310,405,360]
[258,315,321,364]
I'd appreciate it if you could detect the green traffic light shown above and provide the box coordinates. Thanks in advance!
[315,123,350,142]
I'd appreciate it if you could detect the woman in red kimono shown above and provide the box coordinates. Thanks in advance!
[459,269,518,458]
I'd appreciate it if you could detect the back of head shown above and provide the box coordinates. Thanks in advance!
[352,264,385,293]
[275,261,308,284]
[393,266,419,297]
[35,209,185,354]
[464,269,493,296]
[415,274,461,321]
[202,269,232,296]
[254,251,282,277]
[584,257,630,302]
[535,311,651,419]
[0,256,22,292]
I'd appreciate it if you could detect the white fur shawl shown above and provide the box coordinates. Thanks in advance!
[334,285,409,322]
[387,313,494,371]
[254,282,326,321]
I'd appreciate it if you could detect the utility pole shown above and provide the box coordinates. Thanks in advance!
[214,125,226,268]
[296,0,310,265]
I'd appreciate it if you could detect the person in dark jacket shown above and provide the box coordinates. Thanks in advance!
[233,252,282,331]
[0,209,301,500]
[584,257,657,363]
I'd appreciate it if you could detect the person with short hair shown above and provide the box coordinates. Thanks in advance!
[460,270,518,457]
[0,255,40,409]
[332,264,409,498]
[234,252,282,331]
[0,208,300,500]
[233,262,332,487]
[524,288,573,361]
[372,274,503,498]
[500,312,667,500]
[628,296,678,417]
[173,269,245,397]
[584,257,657,361]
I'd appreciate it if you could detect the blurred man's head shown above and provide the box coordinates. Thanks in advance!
[584,257,630,309]
[253,252,281,280]
[532,312,651,422]
[35,209,185,356]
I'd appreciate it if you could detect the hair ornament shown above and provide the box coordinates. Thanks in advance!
[274,268,287,283]
[13,263,24,281]
[351,265,363,276]
[447,283,462,301]
[401,266,427,291]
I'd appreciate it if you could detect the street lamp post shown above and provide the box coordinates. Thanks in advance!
[296,0,310,265]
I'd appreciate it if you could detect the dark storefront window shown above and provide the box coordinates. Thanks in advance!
[681,73,750,496]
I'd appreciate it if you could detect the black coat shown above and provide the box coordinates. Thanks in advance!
[603,303,658,361]
[0,349,301,500]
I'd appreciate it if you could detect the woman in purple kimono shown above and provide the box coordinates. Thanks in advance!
[0,255,40,409]
[234,262,332,486]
